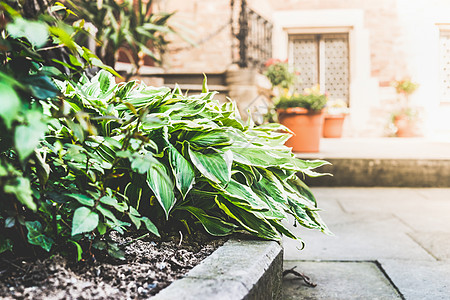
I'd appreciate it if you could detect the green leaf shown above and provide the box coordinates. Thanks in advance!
[202,73,208,93]
[129,213,141,229]
[5,217,15,228]
[141,217,160,237]
[183,206,236,236]
[216,198,280,240]
[67,194,94,207]
[97,222,107,235]
[130,153,158,174]
[70,241,83,261]
[7,18,48,48]
[0,82,20,128]
[4,177,36,211]
[221,179,269,211]
[146,162,175,218]
[188,147,232,186]
[100,196,128,212]
[22,75,59,99]
[97,204,122,226]
[14,114,47,161]
[72,207,99,236]
[95,70,115,93]
[0,236,13,254]
[188,131,231,147]
[25,221,54,252]
[167,144,195,198]
[228,146,297,169]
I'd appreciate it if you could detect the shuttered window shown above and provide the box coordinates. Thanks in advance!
[289,33,349,103]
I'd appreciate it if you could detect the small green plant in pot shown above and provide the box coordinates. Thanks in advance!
[263,59,298,123]
[390,78,420,137]
[275,85,328,152]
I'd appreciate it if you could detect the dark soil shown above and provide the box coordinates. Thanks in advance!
[0,232,226,299]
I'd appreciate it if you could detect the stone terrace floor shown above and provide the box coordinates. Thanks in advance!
[282,138,450,299]
[282,187,450,299]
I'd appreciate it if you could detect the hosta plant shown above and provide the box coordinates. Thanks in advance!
[51,71,330,247]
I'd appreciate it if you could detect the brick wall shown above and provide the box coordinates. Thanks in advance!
[156,0,232,73]
[156,0,273,73]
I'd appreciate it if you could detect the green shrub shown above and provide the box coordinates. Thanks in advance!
[1,69,330,257]
[275,84,328,111]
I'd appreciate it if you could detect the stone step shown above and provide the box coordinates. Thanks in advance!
[296,138,450,187]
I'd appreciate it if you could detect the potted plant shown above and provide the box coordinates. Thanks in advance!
[391,78,420,137]
[275,85,328,152]
[263,59,298,123]
[322,99,349,138]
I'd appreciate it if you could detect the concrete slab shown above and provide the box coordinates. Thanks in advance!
[328,188,450,233]
[283,212,434,261]
[282,187,450,300]
[408,232,450,261]
[379,259,450,300]
[282,260,401,300]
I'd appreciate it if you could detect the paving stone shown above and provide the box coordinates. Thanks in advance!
[282,187,450,300]
[283,211,434,261]
[379,259,450,300]
[327,188,450,233]
[408,232,450,261]
[282,260,401,299]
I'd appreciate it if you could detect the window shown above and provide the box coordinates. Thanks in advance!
[289,33,349,103]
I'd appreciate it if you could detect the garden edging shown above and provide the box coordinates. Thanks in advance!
[152,239,283,300]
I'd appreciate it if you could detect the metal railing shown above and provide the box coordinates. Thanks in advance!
[231,0,273,70]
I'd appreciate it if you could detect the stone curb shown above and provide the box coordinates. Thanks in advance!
[152,239,283,300]
[303,158,450,187]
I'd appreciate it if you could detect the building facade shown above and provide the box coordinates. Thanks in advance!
[154,0,450,137]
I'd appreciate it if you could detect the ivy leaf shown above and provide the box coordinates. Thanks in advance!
[25,221,54,252]
[7,18,48,48]
[99,196,127,212]
[141,217,160,237]
[5,217,15,228]
[0,82,20,129]
[129,213,141,230]
[71,207,99,236]
[4,177,36,211]
[69,241,83,261]
[66,194,94,207]
[22,75,59,100]
[0,236,13,254]
[14,111,47,161]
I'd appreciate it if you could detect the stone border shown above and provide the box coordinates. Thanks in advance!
[152,239,283,300]
[303,158,450,187]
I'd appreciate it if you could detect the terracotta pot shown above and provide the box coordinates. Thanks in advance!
[393,115,416,137]
[278,108,324,153]
[322,114,346,138]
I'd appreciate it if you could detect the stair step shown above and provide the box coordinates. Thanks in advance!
[154,72,226,86]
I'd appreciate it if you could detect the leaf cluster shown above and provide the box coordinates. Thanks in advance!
[264,59,296,89]
[66,0,175,72]
[275,93,328,111]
